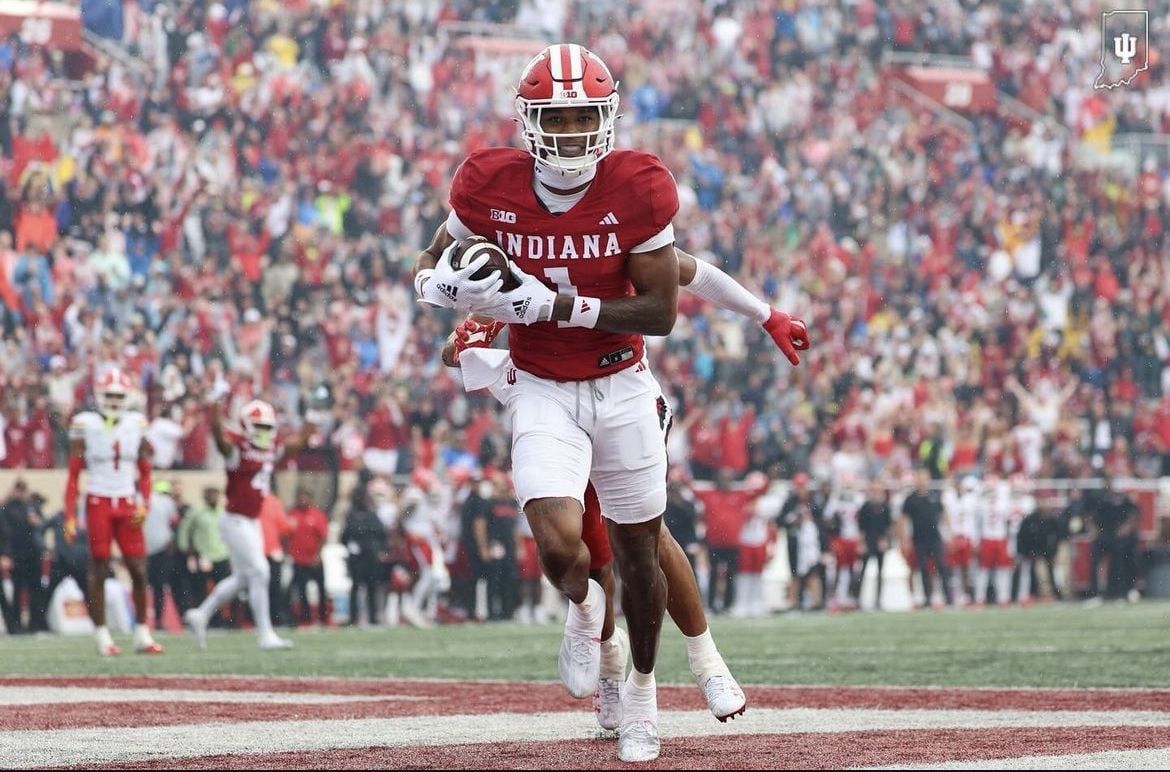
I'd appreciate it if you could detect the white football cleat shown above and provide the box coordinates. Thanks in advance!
[184,609,208,651]
[97,642,122,657]
[594,627,629,730]
[558,629,601,698]
[698,672,747,722]
[618,693,660,763]
[258,633,294,651]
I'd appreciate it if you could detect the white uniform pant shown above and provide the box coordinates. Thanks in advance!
[196,512,274,636]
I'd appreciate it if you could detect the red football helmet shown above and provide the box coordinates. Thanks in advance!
[239,399,277,450]
[515,43,619,174]
[94,368,133,417]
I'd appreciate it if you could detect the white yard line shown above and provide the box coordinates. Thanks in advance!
[0,687,428,707]
[883,747,1170,770]
[3,708,1169,768]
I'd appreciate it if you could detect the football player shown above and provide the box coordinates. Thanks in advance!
[414,45,808,760]
[439,246,808,730]
[64,368,163,656]
[183,387,313,651]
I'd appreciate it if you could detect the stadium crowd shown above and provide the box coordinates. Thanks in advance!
[0,0,1167,627]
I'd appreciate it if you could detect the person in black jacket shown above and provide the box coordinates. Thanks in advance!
[857,480,893,609]
[663,474,701,574]
[0,494,16,633]
[777,473,825,609]
[458,477,492,619]
[3,480,49,632]
[41,508,91,613]
[341,484,387,626]
[899,469,953,608]
[1085,476,1140,600]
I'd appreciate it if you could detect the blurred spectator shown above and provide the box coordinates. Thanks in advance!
[176,487,231,625]
[143,479,183,626]
[777,473,825,610]
[692,468,769,614]
[259,493,294,627]
[664,471,702,574]
[482,471,519,622]
[1085,476,1141,601]
[2,480,48,632]
[40,507,90,617]
[289,487,330,626]
[0,492,15,632]
[900,469,953,608]
[341,484,386,626]
[857,479,893,610]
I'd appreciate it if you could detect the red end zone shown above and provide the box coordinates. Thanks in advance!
[2,677,1168,769]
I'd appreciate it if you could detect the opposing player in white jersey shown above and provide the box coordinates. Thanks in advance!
[944,476,981,605]
[184,388,312,651]
[824,476,865,609]
[64,368,163,656]
[975,476,1018,606]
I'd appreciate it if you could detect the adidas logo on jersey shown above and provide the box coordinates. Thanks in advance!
[599,212,620,225]
[437,282,458,303]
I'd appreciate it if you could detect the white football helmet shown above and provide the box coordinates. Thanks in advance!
[94,368,133,419]
[239,399,277,450]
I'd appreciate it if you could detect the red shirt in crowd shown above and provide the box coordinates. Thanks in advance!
[692,476,769,549]
[23,408,54,469]
[289,504,330,566]
[2,418,27,468]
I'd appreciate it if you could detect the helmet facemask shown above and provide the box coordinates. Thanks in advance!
[246,421,272,450]
[516,94,620,175]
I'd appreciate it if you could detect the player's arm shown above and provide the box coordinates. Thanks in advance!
[675,248,810,365]
[549,243,679,336]
[413,222,455,279]
[207,400,235,458]
[63,434,85,543]
[132,439,153,527]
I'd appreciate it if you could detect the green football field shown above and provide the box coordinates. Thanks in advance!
[3,602,1168,688]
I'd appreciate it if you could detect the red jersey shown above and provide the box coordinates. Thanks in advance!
[449,148,679,381]
[223,430,277,518]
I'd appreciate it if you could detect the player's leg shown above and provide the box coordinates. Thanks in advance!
[659,527,747,720]
[235,517,288,649]
[185,514,247,649]
[590,371,673,764]
[85,498,119,655]
[509,387,599,698]
[114,509,163,653]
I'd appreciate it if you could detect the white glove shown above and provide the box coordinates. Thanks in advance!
[415,242,503,311]
[472,262,558,325]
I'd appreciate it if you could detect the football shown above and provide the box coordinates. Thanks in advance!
[450,236,520,291]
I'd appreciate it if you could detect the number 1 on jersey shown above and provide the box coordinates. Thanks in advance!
[544,268,578,329]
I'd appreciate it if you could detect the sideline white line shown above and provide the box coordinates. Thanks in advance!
[3,708,1169,768]
[0,687,428,707]
[883,747,1170,770]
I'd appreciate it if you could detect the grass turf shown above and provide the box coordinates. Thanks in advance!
[3,602,1168,688]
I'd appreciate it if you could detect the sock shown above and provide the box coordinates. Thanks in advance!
[627,668,655,694]
[566,578,604,634]
[95,625,113,647]
[133,624,152,644]
[600,627,627,679]
[683,627,728,680]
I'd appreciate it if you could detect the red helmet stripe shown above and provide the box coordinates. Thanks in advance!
[558,44,574,84]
